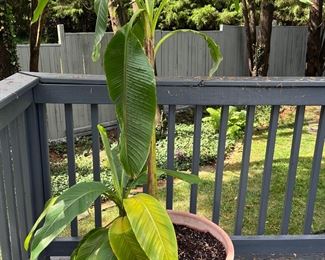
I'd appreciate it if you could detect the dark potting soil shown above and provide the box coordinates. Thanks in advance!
[174,224,227,260]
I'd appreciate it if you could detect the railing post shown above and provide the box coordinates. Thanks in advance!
[25,103,51,220]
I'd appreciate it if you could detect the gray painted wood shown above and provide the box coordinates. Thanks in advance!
[0,143,12,260]
[166,105,176,210]
[34,80,325,107]
[25,104,47,218]
[189,105,203,214]
[304,106,325,234]
[46,234,325,257]
[212,106,229,224]
[9,118,29,259]
[0,73,37,110]
[235,105,256,235]
[17,113,35,230]
[37,104,52,202]
[281,106,305,234]
[232,234,325,255]
[64,104,78,236]
[258,105,280,235]
[91,104,101,227]
[0,91,33,131]
[0,127,22,259]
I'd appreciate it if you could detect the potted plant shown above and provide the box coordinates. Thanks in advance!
[25,0,234,259]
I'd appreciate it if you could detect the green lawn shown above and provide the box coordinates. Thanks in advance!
[57,107,325,237]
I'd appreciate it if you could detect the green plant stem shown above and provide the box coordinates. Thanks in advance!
[143,18,158,197]
[147,128,158,196]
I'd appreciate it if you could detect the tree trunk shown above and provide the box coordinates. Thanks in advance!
[305,0,323,76]
[256,0,274,76]
[242,0,255,74]
[242,0,274,77]
[0,0,19,80]
[29,0,46,72]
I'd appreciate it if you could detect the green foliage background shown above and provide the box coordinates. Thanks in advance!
[11,0,312,43]
[0,1,20,79]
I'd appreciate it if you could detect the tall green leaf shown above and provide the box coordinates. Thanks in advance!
[98,124,123,200]
[152,0,168,33]
[24,197,58,251]
[92,0,109,61]
[109,217,148,260]
[104,23,156,177]
[29,182,107,260]
[124,194,177,260]
[145,0,155,21]
[155,29,223,77]
[157,168,201,184]
[31,0,49,23]
[72,228,116,260]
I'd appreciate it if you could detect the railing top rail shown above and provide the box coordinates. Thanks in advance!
[0,73,38,110]
[22,72,325,87]
[21,72,325,106]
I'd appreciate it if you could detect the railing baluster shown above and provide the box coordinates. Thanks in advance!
[189,105,203,214]
[166,105,176,210]
[65,104,78,236]
[212,106,229,224]
[304,106,325,234]
[281,106,305,234]
[0,127,22,259]
[18,114,34,230]
[235,105,255,235]
[25,103,48,219]
[0,142,12,260]
[37,104,51,202]
[257,105,280,235]
[9,118,29,259]
[91,104,101,227]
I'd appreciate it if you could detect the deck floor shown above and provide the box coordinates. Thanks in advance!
[52,253,325,259]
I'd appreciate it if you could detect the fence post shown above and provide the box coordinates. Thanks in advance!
[57,24,68,73]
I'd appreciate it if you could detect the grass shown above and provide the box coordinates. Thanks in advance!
[54,106,325,237]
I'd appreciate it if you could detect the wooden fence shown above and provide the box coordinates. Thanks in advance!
[16,25,308,140]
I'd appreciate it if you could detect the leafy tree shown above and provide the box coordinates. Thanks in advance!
[275,0,310,25]
[0,0,20,79]
[305,0,325,76]
[158,0,241,30]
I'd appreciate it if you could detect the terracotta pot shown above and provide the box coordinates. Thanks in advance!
[168,210,234,260]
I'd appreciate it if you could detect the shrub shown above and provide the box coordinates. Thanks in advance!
[203,106,246,139]
[156,121,219,171]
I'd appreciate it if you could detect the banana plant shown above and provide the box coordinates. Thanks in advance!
[26,0,223,259]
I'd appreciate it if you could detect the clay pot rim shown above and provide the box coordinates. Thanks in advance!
[168,210,234,260]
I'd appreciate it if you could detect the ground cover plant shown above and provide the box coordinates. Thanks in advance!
[51,106,324,238]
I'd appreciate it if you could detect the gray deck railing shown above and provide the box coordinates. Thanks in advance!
[1,72,325,259]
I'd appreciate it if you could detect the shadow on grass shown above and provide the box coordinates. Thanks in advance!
[188,156,325,236]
